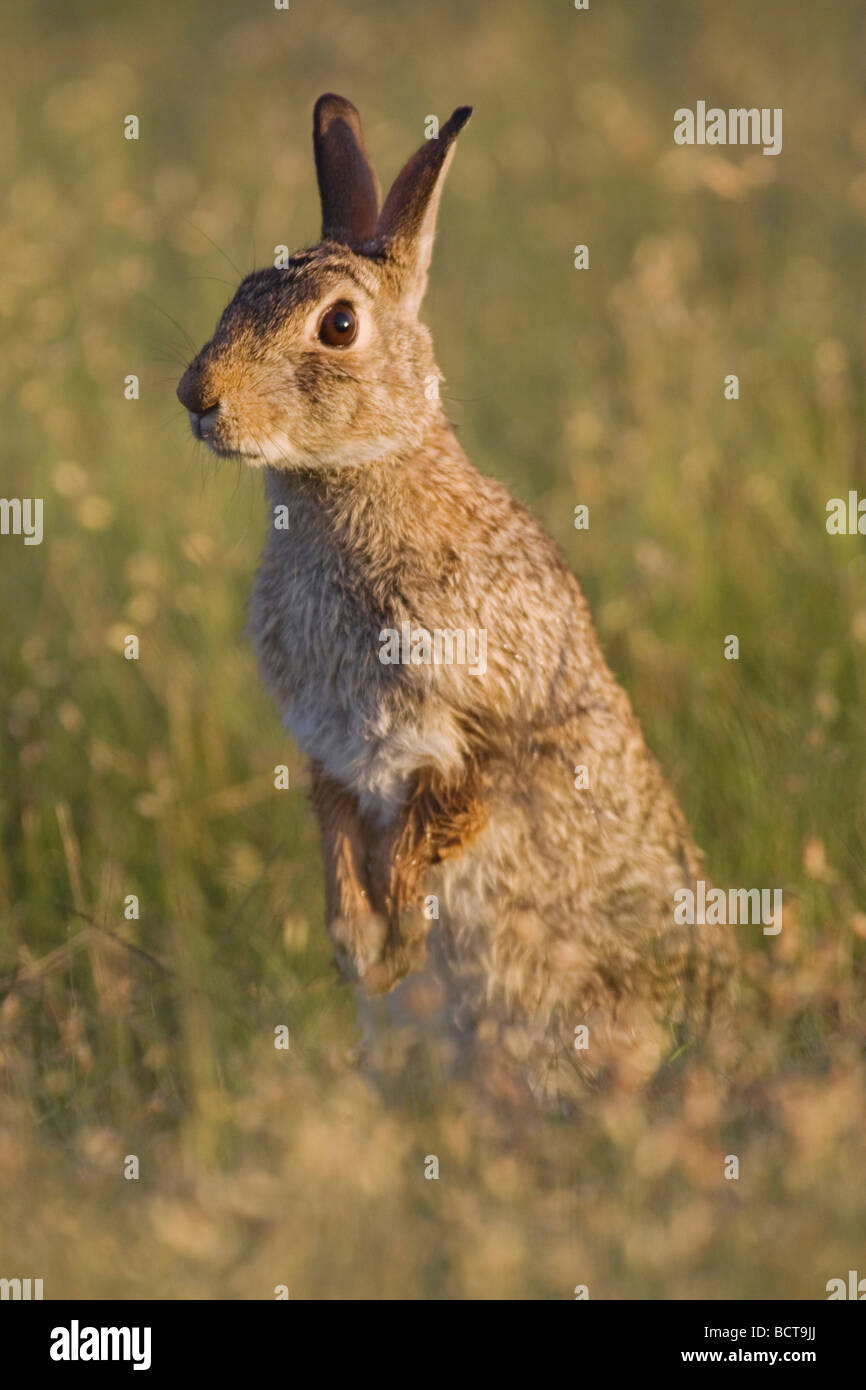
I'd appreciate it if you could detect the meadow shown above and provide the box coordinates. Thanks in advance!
[0,0,865,1298]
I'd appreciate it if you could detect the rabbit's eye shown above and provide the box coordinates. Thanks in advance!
[319,302,357,347]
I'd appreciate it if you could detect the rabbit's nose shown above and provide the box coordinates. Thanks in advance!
[177,365,217,415]
[187,404,220,440]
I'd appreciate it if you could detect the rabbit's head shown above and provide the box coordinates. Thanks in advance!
[177,94,471,468]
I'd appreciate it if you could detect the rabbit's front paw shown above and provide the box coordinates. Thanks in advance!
[361,931,427,995]
[328,912,388,983]
[360,906,431,995]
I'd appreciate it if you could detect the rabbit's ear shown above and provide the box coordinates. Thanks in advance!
[313,94,381,247]
[375,106,472,313]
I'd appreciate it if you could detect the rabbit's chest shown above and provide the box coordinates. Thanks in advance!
[250,542,464,822]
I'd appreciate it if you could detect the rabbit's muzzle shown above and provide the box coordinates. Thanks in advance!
[177,365,219,438]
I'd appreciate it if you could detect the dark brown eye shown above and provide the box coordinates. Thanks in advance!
[319,301,357,347]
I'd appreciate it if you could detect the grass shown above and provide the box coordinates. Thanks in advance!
[0,0,865,1298]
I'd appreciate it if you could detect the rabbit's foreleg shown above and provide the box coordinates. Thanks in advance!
[309,762,388,984]
[363,765,488,992]
[310,762,486,996]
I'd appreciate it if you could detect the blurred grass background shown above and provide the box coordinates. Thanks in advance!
[0,0,865,1298]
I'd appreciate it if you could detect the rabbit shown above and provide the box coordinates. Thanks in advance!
[177,94,735,1099]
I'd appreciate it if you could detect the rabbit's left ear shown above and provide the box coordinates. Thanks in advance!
[375,106,472,313]
[314,94,381,247]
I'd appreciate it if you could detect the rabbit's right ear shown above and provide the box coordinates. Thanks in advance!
[374,106,472,314]
[313,94,381,248]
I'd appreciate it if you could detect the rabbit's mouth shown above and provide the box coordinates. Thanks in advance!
[185,406,269,466]
[180,374,270,464]
[187,405,220,443]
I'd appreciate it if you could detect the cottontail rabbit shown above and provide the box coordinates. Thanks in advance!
[178,95,735,1096]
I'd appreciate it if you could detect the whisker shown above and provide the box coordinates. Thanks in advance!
[185,274,239,291]
[139,294,199,355]
[181,218,245,281]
